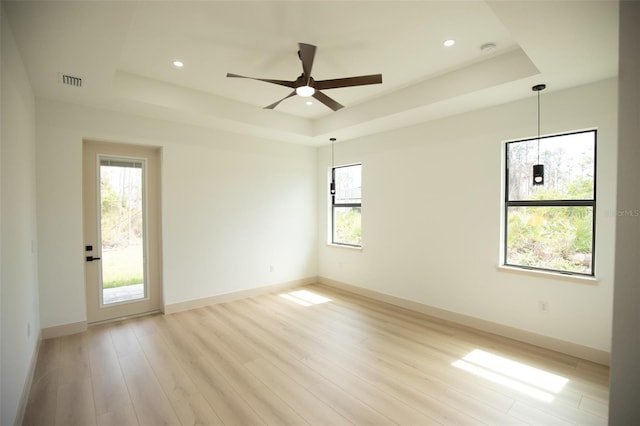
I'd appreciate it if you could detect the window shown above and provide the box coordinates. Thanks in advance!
[331,164,362,246]
[504,130,596,276]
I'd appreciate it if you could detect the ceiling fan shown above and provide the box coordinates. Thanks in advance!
[227,42,382,111]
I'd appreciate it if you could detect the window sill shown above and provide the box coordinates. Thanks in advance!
[497,265,599,285]
[327,243,363,251]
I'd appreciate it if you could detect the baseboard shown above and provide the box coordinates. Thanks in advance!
[318,276,610,366]
[164,276,319,314]
[41,320,87,339]
[36,275,609,365]
[14,330,42,426]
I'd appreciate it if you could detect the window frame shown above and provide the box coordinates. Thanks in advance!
[503,129,597,277]
[331,163,362,248]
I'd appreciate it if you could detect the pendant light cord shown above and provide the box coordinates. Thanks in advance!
[332,139,335,168]
[330,137,336,168]
[537,88,541,164]
[532,84,546,163]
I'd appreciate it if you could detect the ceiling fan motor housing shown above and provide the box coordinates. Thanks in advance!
[227,42,382,111]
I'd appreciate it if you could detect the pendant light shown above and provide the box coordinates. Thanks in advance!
[532,84,546,186]
[329,138,336,195]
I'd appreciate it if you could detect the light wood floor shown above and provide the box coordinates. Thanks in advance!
[22,283,609,425]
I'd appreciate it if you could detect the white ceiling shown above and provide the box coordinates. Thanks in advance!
[3,0,618,146]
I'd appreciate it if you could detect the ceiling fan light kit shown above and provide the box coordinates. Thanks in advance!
[227,42,382,111]
[296,85,315,97]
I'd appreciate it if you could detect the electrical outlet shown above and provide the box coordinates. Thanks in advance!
[27,323,31,337]
[269,264,274,273]
[539,301,550,313]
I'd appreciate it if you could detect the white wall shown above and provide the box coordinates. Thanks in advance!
[35,100,317,329]
[1,9,41,426]
[318,79,617,358]
[609,1,640,422]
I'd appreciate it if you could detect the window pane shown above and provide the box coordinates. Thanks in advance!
[507,131,595,201]
[506,206,593,274]
[100,163,145,304]
[335,164,362,204]
[334,207,361,246]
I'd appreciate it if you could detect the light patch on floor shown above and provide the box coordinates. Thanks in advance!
[452,349,569,402]
[280,289,332,306]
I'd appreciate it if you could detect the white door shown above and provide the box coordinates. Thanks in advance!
[83,141,162,323]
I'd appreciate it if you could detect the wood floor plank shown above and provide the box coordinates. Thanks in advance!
[509,401,577,426]
[171,394,224,426]
[109,322,142,358]
[22,338,61,425]
[305,349,491,426]
[23,283,610,426]
[87,325,131,416]
[248,294,371,355]
[152,314,203,364]
[435,387,531,426]
[57,332,91,387]
[239,383,312,426]
[208,303,326,389]
[128,313,161,339]
[579,395,609,420]
[202,306,262,363]
[218,301,313,360]
[137,332,200,403]
[22,368,58,426]
[302,353,448,425]
[245,357,353,425]
[187,318,264,396]
[306,378,397,425]
[118,351,181,426]
[55,377,96,426]
[30,337,61,384]
[217,300,331,385]
[96,403,139,426]
[181,355,266,425]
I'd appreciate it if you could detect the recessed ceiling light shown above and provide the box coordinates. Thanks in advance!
[305,101,313,106]
[172,60,184,68]
[443,39,455,47]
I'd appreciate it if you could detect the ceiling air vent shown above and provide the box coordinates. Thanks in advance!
[59,73,83,87]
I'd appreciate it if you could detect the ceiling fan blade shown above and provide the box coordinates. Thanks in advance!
[298,43,316,83]
[264,90,297,110]
[316,74,383,90]
[226,73,295,89]
[313,90,344,111]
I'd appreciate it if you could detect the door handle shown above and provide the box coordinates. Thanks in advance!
[86,256,101,262]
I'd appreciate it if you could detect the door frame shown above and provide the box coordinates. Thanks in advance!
[83,140,163,323]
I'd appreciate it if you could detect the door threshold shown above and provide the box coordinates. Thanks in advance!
[88,309,163,327]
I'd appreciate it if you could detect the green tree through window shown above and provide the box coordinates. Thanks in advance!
[505,130,596,275]
[332,164,362,246]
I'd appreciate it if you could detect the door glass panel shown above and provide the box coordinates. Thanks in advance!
[99,158,146,305]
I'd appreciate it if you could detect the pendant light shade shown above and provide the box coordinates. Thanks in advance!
[533,164,544,185]
[532,84,546,186]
